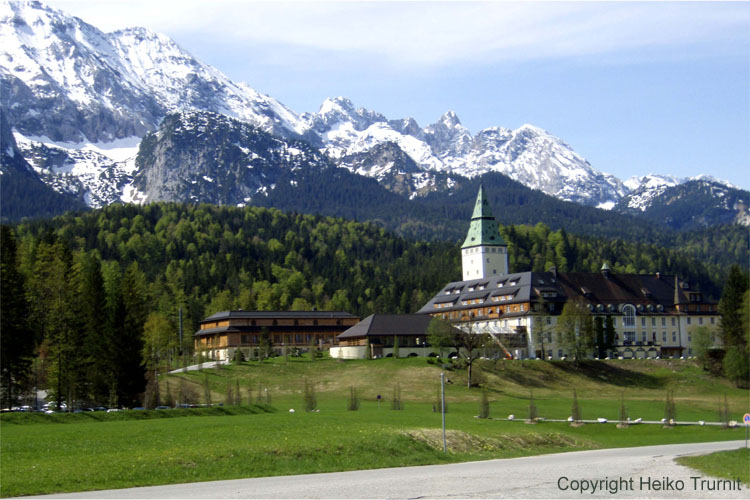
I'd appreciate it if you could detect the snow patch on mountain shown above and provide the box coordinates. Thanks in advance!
[1,0,305,145]
[13,131,133,207]
[302,100,626,206]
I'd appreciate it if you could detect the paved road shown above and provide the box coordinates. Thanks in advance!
[36,441,746,499]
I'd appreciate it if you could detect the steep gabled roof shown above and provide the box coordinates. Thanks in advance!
[461,184,507,249]
[337,314,435,339]
[202,310,358,323]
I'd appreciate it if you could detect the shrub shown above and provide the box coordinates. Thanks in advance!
[391,382,403,410]
[571,389,581,423]
[528,390,538,421]
[303,378,317,412]
[346,386,359,411]
[478,389,490,419]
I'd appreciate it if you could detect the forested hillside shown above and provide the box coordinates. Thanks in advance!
[2,202,745,407]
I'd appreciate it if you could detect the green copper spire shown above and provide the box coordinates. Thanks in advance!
[461,185,506,248]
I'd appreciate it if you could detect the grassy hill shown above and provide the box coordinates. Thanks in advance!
[2,358,747,497]
[165,356,747,421]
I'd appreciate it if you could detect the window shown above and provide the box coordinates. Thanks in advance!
[661,318,666,326]
[688,333,692,342]
[662,332,666,342]
[698,317,703,325]
[546,317,552,325]
[641,317,646,326]
[710,317,715,324]
[624,332,635,343]
[687,317,691,325]
[671,318,676,326]
[623,305,636,327]
[652,318,656,326]
[672,332,676,342]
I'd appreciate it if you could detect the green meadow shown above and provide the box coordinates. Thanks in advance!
[2,357,748,497]
[676,448,750,486]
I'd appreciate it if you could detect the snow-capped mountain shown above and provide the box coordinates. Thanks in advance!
[131,111,331,206]
[1,0,304,145]
[1,0,746,228]
[614,178,750,230]
[300,97,627,206]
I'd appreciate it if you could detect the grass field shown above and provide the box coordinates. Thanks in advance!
[676,448,750,486]
[2,357,748,497]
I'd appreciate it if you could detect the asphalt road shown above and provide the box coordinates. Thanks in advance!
[36,440,746,499]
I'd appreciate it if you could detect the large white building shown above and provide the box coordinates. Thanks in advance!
[418,186,721,360]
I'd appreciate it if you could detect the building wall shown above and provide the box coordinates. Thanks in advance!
[428,309,722,360]
[462,246,508,280]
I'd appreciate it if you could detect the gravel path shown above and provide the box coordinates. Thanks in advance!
[34,440,746,499]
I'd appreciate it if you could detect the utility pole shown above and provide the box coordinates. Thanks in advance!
[178,308,183,355]
[441,372,447,452]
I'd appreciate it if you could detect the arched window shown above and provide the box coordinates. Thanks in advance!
[622,304,636,327]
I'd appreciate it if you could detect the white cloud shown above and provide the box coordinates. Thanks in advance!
[42,0,750,67]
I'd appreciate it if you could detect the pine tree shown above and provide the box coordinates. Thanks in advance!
[246,380,253,406]
[619,392,628,426]
[528,390,538,421]
[347,386,359,411]
[391,382,403,410]
[164,381,174,408]
[478,389,490,419]
[303,377,317,412]
[664,390,676,425]
[433,385,447,413]
[571,389,581,423]
[0,226,35,409]
[203,374,211,406]
[718,265,749,348]
[71,251,110,405]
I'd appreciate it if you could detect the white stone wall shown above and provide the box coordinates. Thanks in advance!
[462,246,508,280]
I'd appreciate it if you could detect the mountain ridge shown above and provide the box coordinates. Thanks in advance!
[1,0,747,228]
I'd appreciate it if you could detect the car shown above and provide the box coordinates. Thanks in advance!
[154,405,171,410]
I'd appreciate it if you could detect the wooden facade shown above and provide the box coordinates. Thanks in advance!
[195,311,360,360]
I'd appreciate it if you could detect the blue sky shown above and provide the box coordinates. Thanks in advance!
[45,1,750,189]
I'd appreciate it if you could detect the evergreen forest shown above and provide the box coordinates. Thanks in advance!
[1,202,748,409]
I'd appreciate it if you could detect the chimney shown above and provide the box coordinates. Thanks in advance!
[601,262,610,279]
[548,266,558,279]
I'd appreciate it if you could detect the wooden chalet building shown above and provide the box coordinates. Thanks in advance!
[195,311,360,361]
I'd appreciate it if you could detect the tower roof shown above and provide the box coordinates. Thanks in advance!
[461,185,506,248]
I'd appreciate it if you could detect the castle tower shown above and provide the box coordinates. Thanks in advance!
[461,185,508,280]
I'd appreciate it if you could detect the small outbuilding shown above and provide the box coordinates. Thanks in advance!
[331,314,446,359]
